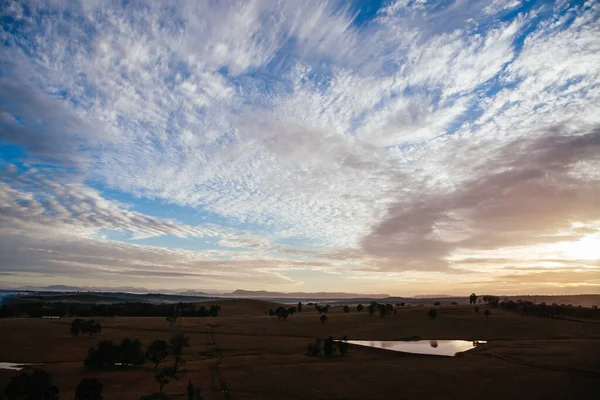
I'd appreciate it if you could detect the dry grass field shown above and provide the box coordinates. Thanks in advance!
[1,300,599,399]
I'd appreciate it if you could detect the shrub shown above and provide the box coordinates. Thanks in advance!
[484,309,491,317]
[428,309,437,319]
[320,314,328,324]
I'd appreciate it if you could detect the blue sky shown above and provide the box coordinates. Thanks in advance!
[1,0,599,295]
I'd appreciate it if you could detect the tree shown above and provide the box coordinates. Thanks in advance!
[320,314,328,324]
[156,366,177,393]
[306,338,322,356]
[474,306,480,316]
[120,338,145,368]
[433,301,441,306]
[343,305,350,313]
[469,293,478,305]
[428,309,437,319]
[5,369,60,400]
[275,306,288,321]
[337,339,349,355]
[71,319,85,337]
[209,305,221,317]
[323,336,335,356]
[483,295,499,307]
[287,306,297,315]
[169,333,190,371]
[484,309,491,317]
[85,340,119,369]
[186,381,204,400]
[81,320,102,338]
[75,378,103,400]
[368,304,375,315]
[146,339,169,370]
[297,302,303,312]
[357,304,364,312]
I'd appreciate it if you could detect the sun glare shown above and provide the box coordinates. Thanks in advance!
[556,236,600,260]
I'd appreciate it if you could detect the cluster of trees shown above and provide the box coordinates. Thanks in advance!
[315,304,329,314]
[499,300,600,319]
[5,370,105,400]
[306,336,349,357]
[84,333,190,372]
[70,319,102,338]
[5,369,204,400]
[1,300,222,318]
[268,306,297,320]
[363,302,394,317]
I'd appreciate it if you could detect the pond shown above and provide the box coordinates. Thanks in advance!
[341,340,487,357]
[0,362,37,371]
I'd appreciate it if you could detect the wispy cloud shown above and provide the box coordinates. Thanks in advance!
[1,0,599,294]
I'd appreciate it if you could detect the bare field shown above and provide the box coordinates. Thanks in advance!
[1,301,599,399]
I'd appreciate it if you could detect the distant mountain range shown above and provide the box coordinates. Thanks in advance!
[6,285,389,299]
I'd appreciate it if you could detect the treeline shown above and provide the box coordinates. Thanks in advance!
[499,300,600,319]
[0,301,221,318]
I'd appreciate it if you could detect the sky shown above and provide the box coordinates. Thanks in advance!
[0,0,599,296]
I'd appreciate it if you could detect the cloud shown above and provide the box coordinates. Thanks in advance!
[362,126,600,270]
[1,0,599,292]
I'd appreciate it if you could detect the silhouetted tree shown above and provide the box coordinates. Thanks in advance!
[297,302,302,312]
[306,338,322,356]
[474,306,480,316]
[120,338,145,368]
[469,293,478,304]
[275,306,288,321]
[324,336,336,356]
[483,296,499,307]
[75,378,103,400]
[146,339,169,370]
[484,309,491,317]
[209,305,221,317]
[357,304,364,312]
[169,333,190,371]
[433,301,441,306]
[156,367,177,393]
[428,309,437,319]
[320,314,328,324]
[378,304,386,318]
[368,304,376,315]
[71,319,85,337]
[85,340,119,369]
[186,381,204,400]
[5,369,60,400]
[343,305,350,313]
[287,306,297,315]
[337,339,349,355]
[81,320,102,338]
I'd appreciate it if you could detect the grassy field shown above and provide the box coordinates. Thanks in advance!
[1,300,599,399]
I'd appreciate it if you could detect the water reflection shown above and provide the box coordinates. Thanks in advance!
[0,362,36,371]
[341,340,487,357]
